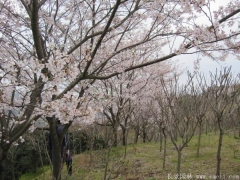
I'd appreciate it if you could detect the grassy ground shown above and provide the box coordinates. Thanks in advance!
[20,133,240,180]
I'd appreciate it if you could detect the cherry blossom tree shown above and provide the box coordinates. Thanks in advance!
[94,62,172,146]
[1,0,240,179]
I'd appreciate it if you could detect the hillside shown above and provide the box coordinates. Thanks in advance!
[20,133,240,180]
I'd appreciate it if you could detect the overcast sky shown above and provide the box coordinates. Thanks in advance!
[177,55,240,84]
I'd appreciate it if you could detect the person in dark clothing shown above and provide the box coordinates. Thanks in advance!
[48,120,72,176]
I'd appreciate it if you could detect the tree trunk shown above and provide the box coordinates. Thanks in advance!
[142,131,146,143]
[159,131,163,152]
[205,120,208,135]
[216,121,223,180]
[196,122,202,157]
[11,161,16,180]
[113,125,118,147]
[174,130,178,142]
[48,118,69,180]
[0,158,6,180]
[122,127,126,146]
[51,146,63,180]
[134,126,139,144]
[0,145,9,180]
[162,129,167,169]
[124,130,128,159]
[49,127,64,180]
[185,134,188,147]
[142,124,147,143]
[177,149,182,179]
[238,120,240,138]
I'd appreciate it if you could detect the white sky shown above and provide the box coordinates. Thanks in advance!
[177,54,240,84]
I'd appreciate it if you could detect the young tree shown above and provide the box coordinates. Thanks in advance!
[203,68,237,180]
[94,60,172,146]
[160,76,199,178]
[150,94,168,169]
[186,72,210,157]
[232,84,240,137]
[1,0,240,179]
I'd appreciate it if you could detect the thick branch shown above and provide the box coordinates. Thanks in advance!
[31,0,45,60]
[85,8,240,80]
[86,52,178,80]
[82,0,122,76]
[10,115,41,143]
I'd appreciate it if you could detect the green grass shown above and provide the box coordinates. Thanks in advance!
[20,133,240,180]
[20,166,51,180]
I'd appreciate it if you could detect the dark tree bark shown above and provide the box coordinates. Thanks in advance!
[159,130,163,152]
[134,125,140,144]
[216,119,223,180]
[0,147,8,180]
[47,117,71,180]
[122,126,127,146]
[177,149,182,178]
[162,128,167,169]
[196,120,202,157]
